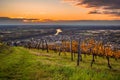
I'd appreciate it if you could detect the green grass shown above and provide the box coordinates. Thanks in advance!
[0,47,120,80]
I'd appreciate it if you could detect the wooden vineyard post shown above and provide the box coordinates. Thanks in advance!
[106,56,112,69]
[59,47,61,56]
[59,40,63,56]
[91,53,95,67]
[41,39,45,51]
[104,44,112,69]
[45,40,49,53]
[63,40,67,56]
[77,38,81,66]
[38,40,41,49]
[70,38,73,61]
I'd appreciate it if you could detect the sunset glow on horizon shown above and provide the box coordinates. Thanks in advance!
[0,0,120,22]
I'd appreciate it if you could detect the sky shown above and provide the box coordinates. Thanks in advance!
[0,0,120,24]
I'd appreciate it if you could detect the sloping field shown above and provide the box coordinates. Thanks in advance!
[0,47,120,80]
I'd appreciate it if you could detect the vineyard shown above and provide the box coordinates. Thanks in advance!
[1,34,120,80]
[7,36,120,69]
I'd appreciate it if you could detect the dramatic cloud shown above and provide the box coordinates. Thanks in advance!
[63,0,120,16]
[88,10,120,16]
[88,10,101,14]
[103,11,120,16]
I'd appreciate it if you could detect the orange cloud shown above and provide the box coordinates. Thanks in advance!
[63,0,120,17]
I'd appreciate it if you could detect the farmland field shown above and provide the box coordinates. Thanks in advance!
[0,47,120,80]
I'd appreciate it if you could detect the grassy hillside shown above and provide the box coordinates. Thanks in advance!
[0,47,120,80]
